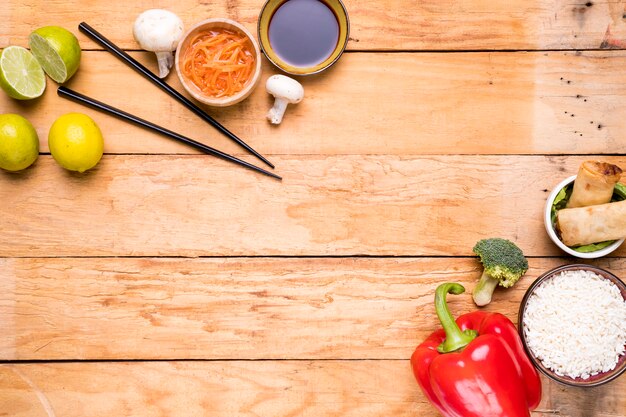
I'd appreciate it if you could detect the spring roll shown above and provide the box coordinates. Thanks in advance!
[558,200,626,246]
[566,161,622,208]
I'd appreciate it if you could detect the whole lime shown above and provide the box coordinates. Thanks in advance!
[0,114,39,171]
[29,26,81,84]
[48,113,104,173]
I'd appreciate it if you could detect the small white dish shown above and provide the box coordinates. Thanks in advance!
[544,175,624,258]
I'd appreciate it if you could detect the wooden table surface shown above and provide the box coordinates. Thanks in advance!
[2,1,626,416]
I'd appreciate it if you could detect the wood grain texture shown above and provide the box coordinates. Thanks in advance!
[3,2,626,416]
[3,256,626,360]
[3,51,626,156]
[2,155,626,257]
[1,362,623,417]
[3,0,626,51]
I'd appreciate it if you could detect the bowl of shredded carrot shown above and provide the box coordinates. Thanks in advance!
[175,18,262,107]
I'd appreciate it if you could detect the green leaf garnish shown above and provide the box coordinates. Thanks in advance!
[572,241,616,253]
[612,182,626,201]
[551,184,572,225]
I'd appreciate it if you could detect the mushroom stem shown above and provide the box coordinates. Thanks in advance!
[155,51,174,78]
[267,98,289,125]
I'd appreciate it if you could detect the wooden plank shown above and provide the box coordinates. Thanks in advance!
[3,0,626,51]
[0,362,623,417]
[2,256,626,360]
[3,51,626,156]
[1,155,625,257]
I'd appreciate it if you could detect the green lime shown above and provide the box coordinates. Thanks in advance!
[49,113,104,173]
[29,26,81,84]
[0,46,46,100]
[0,114,39,171]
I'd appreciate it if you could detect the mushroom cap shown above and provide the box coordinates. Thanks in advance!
[265,74,304,104]
[133,9,184,52]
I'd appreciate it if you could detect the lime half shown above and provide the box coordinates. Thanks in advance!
[0,46,46,100]
[29,26,81,84]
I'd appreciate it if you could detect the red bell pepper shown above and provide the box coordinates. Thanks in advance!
[411,283,541,417]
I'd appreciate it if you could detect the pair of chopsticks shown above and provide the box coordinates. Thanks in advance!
[58,22,280,180]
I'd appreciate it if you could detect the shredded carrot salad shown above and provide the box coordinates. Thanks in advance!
[181,29,256,98]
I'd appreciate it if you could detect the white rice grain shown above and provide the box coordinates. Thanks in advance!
[523,269,626,379]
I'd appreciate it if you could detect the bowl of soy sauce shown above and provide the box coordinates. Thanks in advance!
[258,0,349,75]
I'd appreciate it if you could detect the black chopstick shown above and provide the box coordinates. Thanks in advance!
[78,22,275,170]
[57,87,281,180]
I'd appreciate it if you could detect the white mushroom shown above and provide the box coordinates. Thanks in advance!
[133,9,184,78]
[266,75,304,125]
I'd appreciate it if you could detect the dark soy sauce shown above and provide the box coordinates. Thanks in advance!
[268,0,339,67]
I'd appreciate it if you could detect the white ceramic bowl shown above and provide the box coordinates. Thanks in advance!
[544,175,624,258]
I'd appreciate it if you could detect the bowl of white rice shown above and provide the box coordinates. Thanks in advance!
[518,264,626,387]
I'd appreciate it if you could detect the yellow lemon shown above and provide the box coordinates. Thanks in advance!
[0,113,39,171]
[48,113,104,173]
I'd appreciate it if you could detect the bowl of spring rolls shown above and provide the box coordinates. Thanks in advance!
[545,161,626,258]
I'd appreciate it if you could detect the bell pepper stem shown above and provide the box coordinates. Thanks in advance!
[435,283,478,353]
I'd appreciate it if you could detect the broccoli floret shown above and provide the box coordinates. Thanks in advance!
[472,238,528,306]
